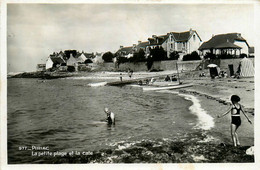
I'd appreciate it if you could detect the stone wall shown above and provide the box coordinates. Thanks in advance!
[219,58,254,76]
[115,60,202,72]
[90,58,255,75]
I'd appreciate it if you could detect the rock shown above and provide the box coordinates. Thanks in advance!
[246,146,254,155]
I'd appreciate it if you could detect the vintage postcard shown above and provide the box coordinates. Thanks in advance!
[1,0,260,170]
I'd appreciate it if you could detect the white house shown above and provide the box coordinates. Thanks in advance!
[45,53,66,70]
[146,29,202,58]
[198,33,251,56]
[46,55,54,70]
[93,52,104,64]
[75,52,87,63]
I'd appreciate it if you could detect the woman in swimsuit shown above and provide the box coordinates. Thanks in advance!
[217,95,252,146]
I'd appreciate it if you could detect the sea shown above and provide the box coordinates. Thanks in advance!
[7,77,254,163]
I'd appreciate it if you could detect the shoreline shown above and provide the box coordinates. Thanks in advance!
[7,71,254,163]
[8,70,254,113]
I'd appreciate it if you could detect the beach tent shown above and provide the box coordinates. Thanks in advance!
[207,64,219,78]
[238,57,254,77]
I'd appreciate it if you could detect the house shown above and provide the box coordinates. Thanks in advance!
[84,52,95,59]
[136,41,149,53]
[198,33,251,56]
[67,54,78,71]
[37,64,46,71]
[45,53,66,70]
[75,52,87,63]
[168,29,202,55]
[249,46,254,56]
[93,52,104,63]
[146,29,202,58]
[116,46,134,58]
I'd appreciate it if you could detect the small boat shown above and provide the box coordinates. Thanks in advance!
[88,82,107,87]
[142,83,193,91]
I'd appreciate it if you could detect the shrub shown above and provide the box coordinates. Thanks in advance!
[67,66,75,72]
[84,59,93,64]
[218,54,234,59]
[182,51,201,61]
[146,56,153,70]
[204,52,217,60]
[240,53,248,58]
[169,51,179,60]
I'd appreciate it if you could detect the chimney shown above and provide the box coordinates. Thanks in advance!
[152,35,157,38]
[237,33,241,37]
[138,41,142,44]
[189,28,193,34]
[120,45,123,49]
[212,34,214,38]
[133,44,137,48]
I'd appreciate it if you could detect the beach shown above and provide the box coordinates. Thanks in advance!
[7,71,254,163]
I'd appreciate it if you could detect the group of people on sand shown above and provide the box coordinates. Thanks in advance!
[104,94,252,147]
[138,78,154,85]
[164,75,177,82]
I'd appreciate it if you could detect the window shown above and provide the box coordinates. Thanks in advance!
[171,44,173,48]
[177,43,182,51]
[193,34,196,41]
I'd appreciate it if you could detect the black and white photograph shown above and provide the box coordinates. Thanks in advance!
[1,0,260,169]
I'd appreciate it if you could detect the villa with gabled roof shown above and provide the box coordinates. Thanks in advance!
[116,29,202,59]
[145,29,202,58]
[45,53,66,70]
[198,33,251,56]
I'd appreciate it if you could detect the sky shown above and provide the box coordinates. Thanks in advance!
[7,3,255,72]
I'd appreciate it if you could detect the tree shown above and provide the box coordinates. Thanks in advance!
[130,49,146,63]
[146,56,153,70]
[64,50,77,59]
[102,51,114,62]
[183,51,201,61]
[146,46,167,70]
[116,56,129,66]
[150,46,167,61]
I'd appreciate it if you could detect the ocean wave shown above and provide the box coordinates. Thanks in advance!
[179,93,215,130]
[158,90,215,131]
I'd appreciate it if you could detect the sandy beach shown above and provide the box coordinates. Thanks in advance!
[85,70,255,143]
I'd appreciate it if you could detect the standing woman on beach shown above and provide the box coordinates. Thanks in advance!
[217,95,252,147]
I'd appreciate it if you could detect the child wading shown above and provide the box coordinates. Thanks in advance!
[217,95,252,147]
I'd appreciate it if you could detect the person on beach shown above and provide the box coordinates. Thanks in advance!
[217,95,252,147]
[128,69,133,78]
[104,108,115,125]
[150,78,156,84]
[165,75,170,81]
[119,73,122,81]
